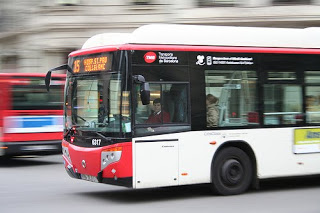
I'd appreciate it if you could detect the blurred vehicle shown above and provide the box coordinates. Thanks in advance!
[0,73,65,157]
[46,24,320,196]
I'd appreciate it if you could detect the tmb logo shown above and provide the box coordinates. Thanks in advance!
[144,52,157,63]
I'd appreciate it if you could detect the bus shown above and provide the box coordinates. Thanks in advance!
[46,24,320,195]
[0,73,65,157]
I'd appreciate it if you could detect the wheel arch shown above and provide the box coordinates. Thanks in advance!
[211,140,259,190]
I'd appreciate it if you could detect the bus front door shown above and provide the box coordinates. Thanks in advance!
[133,138,179,189]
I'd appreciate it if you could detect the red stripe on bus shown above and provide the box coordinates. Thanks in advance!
[5,110,63,116]
[69,44,320,57]
[0,73,66,78]
[3,132,63,142]
[69,46,119,57]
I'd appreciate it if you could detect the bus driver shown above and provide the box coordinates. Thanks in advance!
[146,98,170,124]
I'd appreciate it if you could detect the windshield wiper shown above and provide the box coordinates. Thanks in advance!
[96,132,112,143]
[76,115,87,122]
[64,124,90,138]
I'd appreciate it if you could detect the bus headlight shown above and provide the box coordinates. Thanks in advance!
[101,147,122,170]
[62,145,72,164]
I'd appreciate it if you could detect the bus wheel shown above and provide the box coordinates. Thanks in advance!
[211,147,252,195]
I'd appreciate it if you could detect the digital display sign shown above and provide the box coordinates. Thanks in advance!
[71,53,113,74]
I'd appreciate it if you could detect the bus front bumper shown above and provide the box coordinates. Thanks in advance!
[62,140,132,187]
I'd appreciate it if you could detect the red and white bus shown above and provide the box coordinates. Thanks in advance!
[0,73,65,157]
[46,24,320,195]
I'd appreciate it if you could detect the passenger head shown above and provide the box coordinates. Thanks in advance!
[153,98,162,113]
[206,94,218,105]
[306,95,316,107]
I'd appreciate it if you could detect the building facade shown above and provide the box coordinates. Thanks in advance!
[1,0,320,73]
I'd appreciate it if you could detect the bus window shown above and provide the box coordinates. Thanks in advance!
[67,73,123,132]
[263,71,302,125]
[134,83,189,135]
[305,71,320,123]
[167,84,188,123]
[73,79,99,125]
[205,70,258,127]
[12,78,63,110]
[135,83,161,124]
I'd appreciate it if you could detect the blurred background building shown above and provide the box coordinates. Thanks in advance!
[1,0,320,73]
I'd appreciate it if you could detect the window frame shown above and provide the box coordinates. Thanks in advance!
[133,81,191,137]
[261,64,305,126]
[11,80,64,111]
[304,70,320,125]
[204,70,259,128]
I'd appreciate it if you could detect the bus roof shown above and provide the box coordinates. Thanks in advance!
[82,24,320,49]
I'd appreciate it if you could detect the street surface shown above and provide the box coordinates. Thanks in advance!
[0,154,319,213]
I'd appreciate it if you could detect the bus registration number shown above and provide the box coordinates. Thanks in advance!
[92,139,101,146]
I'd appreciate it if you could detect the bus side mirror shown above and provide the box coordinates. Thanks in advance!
[134,75,150,105]
[45,71,52,92]
[140,82,150,105]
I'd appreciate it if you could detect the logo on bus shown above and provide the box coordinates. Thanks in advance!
[196,55,205,66]
[144,52,157,63]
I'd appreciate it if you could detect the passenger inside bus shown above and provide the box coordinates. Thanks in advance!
[146,98,170,124]
[206,94,219,127]
[306,95,320,123]
[306,95,317,111]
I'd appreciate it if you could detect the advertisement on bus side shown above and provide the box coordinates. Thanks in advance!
[294,128,320,154]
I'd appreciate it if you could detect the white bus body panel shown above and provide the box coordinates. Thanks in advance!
[249,127,320,178]
[134,139,179,188]
[133,127,320,188]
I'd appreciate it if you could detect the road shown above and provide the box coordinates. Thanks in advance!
[0,154,319,213]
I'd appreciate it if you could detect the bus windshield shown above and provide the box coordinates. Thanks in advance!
[65,72,126,134]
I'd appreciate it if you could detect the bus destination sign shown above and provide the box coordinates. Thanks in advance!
[72,53,113,73]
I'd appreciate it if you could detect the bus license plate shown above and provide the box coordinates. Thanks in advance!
[80,174,99,183]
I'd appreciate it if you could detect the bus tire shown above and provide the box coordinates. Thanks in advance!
[211,147,252,195]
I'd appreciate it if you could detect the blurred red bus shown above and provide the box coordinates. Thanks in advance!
[0,73,65,157]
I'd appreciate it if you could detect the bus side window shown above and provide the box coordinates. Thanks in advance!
[305,93,320,123]
[264,84,302,125]
[205,70,258,127]
[305,71,320,124]
[134,84,161,124]
[263,71,302,125]
[134,83,190,136]
[135,83,189,124]
[168,84,188,123]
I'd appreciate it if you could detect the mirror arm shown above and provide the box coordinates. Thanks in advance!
[46,64,72,92]
[49,64,72,73]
